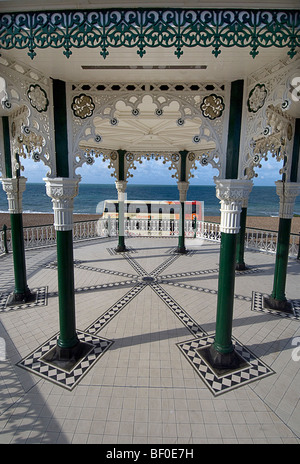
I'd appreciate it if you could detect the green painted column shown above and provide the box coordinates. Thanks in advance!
[209,179,252,368]
[177,151,189,254]
[265,181,300,312]
[1,117,33,303]
[44,177,81,359]
[265,120,300,313]
[43,79,82,362]
[115,150,127,252]
[56,230,78,349]
[271,217,291,303]
[214,232,237,354]
[207,80,254,369]
[236,206,247,270]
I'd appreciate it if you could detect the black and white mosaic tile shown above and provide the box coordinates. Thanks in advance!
[85,283,147,335]
[17,330,113,391]
[106,246,137,255]
[15,248,275,394]
[177,334,275,396]
[151,283,207,338]
[0,287,48,313]
[252,291,300,321]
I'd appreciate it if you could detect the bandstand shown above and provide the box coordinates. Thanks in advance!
[0,1,299,398]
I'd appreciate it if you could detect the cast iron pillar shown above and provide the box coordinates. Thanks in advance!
[177,180,189,254]
[1,177,34,303]
[264,181,300,313]
[176,150,189,254]
[208,180,253,369]
[235,205,248,270]
[115,150,127,252]
[44,177,84,362]
[115,180,128,252]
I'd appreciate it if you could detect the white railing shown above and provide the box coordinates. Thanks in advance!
[1,218,299,259]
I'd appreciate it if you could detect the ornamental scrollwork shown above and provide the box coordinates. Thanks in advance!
[71,94,95,119]
[247,84,268,113]
[200,94,225,120]
[27,84,49,113]
[0,9,298,60]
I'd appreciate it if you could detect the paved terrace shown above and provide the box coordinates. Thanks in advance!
[0,236,299,444]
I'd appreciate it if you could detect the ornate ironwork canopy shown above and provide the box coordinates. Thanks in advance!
[0,8,299,60]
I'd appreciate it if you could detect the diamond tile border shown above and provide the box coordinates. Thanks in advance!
[151,283,207,337]
[177,334,275,396]
[106,246,137,255]
[252,291,300,321]
[0,287,48,313]
[17,330,114,391]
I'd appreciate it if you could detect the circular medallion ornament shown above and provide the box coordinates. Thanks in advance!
[200,94,225,120]
[71,94,95,119]
[247,84,267,113]
[27,84,49,113]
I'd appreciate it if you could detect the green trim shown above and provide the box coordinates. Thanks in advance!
[290,119,300,183]
[52,79,69,177]
[0,9,298,60]
[10,213,29,296]
[236,207,247,268]
[117,150,126,182]
[2,116,12,178]
[56,230,79,349]
[225,80,244,180]
[271,218,291,302]
[179,150,188,182]
[214,232,237,354]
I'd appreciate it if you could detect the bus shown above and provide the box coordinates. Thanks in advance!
[102,200,203,221]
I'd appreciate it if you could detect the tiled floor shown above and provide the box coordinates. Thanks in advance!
[0,236,299,443]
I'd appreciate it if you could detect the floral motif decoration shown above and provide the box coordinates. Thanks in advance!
[27,84,49,113]
[71,94,95,119]
[200,94,225,120]
[247,84,267,113]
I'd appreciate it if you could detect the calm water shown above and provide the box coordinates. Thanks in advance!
[0,183,299,217]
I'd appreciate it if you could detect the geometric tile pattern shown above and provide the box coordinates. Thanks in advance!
[177,334,275,396]
[17,330,113,391]
[0,286,48,313]
[151,282,207,338]
[106,246,137,255]
[251,291,300,321]
[16,247,275,395]
[85,283,147,335]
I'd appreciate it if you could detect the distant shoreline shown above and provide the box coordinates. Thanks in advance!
[0,212,299,234]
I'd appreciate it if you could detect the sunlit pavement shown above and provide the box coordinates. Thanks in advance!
[0,236,299,444]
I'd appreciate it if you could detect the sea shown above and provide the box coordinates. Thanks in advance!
[0,183,300,217]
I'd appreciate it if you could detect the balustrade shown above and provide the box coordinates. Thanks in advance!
[0,218,299,259]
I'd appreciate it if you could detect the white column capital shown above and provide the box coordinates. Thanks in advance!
[115,180,127,202]
[44,177,79,231]
[275,181,300,219]
[177,181,189,202]
[215,179,253,234]
[115,180,127,192]
[1,176,27,214]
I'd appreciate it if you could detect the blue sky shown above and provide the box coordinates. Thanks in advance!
[19,154,283,186]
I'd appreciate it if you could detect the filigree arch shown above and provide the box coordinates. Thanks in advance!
[0,63,55,178]
[71,88,224,181]
[240,58,299,181]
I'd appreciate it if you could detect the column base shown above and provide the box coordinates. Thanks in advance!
[175,246,187,254]
[7,288,36,306]
[115,244,127,253]
[201,344,248,375]
[264,296,294,314]
[235,262,248,271]
[42,340,92,372]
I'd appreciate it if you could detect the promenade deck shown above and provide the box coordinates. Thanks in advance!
[0,236,299,444]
